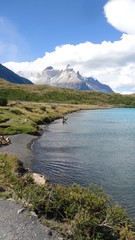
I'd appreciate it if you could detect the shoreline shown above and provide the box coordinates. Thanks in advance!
[1,109,135,239]
[0,133,39,169]
[0,107,113,170]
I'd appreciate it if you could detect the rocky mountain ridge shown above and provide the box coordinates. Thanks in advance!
[17,65,113,93]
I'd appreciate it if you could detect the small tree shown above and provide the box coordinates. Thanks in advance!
[0,97,8,106]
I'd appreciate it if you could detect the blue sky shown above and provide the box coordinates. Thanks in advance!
[2,0,135,94]
[1,0,121,62]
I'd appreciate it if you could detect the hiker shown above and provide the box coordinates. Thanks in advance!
[62,116,68,124]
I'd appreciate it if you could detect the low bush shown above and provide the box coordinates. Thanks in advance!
[0,97,8,106]
[10,108,23,115]
[0,153,134,240]
[24,106,33,112]
[0,115,9,123]
[0,124,37,135]
[119,224,134,240]
[40,106,46,111]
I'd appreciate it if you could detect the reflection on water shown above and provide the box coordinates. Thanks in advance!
[32,109,135,220]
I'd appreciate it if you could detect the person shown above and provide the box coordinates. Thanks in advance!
[62,116,68,124]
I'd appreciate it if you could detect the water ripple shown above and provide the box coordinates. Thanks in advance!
[32,109,135,221]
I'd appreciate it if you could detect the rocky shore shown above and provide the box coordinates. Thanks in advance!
[0,133,38,169]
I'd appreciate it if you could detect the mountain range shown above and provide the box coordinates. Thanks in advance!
[0,64,33,84]
[17,65,113,93]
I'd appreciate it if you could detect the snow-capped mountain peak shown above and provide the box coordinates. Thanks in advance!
[16,65,113,93]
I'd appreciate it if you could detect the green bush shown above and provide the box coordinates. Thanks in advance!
[119,224,134,240]
[10,108,23,115]
[0,98,8,106]
[0,115,9,123]
[0,125,37,135]
[0,154,134,240]
[24,106,33,112]
[40,106,46,111]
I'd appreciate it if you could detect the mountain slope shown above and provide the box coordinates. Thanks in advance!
[18,65,113,93]
[0,64,33,84]
[85,77,113,93]
[1,78,135,108]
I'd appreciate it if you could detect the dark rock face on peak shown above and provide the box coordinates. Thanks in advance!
[0,64,33,84]
[85,77,113,93]
[66,64,74,72]
[45,66,54,70]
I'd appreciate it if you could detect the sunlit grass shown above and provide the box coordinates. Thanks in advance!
[0,101,100,135]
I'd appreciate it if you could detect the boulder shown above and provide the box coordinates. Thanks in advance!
[32,173,46,185]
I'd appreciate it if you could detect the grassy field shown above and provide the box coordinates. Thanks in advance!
[0,100,107,135]
[0,78,117,135]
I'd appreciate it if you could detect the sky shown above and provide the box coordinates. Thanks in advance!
[1,0,135,93]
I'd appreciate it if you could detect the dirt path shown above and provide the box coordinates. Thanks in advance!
[0,198,60,240]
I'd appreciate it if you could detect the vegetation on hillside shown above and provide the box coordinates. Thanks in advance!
[1,78,135,135]
[0,97,8,106]
[0,153,134,240]
[1,78,135,107]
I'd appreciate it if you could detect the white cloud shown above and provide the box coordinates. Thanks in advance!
[4,34,135,93]
[104,0,135,34]
[3,0,135,94]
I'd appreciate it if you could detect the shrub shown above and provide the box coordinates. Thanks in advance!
[0,116,9,123]
[51,104,57,109]
[40,106,46,111]
[42,116,52,123]
[0,98,8,106]
[119,224,135,240]
[0,154,134,239]
[24,106,33,112]
[10,108,22,115]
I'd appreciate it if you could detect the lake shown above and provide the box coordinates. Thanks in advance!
[32,108,135,220]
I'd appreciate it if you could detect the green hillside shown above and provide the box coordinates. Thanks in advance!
[0,79,100,135]
[0,78,135,107]
[1,78,135,136]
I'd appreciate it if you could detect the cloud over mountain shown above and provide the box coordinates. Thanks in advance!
[4,33,135,94]
[3,0,135,94]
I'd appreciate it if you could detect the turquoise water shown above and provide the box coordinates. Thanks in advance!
[32,108,135,220]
